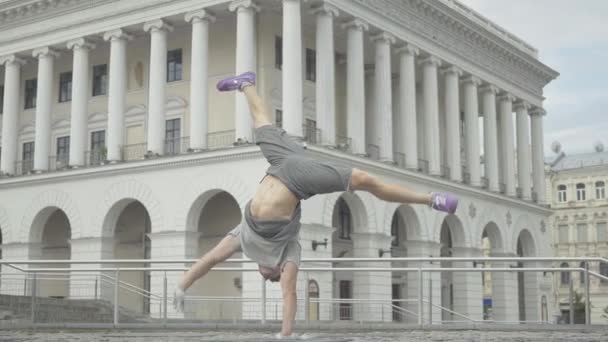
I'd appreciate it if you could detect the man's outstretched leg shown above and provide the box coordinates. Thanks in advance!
[217,71,272,128]
[350,168,458,214]
[174,235,240,311]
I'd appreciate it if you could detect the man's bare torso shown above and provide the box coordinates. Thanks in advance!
[250,175,299,220]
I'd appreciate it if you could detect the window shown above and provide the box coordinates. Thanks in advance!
[24,78,37,109]
[304,119,317,144]
[560,263,570,286]
[596,181,605,199]
[305,48,316,82]
[22,141,35,173]
[92,64,108,96]
[391,213,403,247]
[56,136,70,164]
[275,36,282,70]
[167,49,182,82]
[59,71,72,102]
[307,280,319,320]
[600,262,608,284]
[580,262,587,285]
[577,223,587,243]
[164,118,181,155]
[275,109,283,128]
[90,130,105,165]
[0,85,4,113]
[576,183,586,201]
[597,222,607,242]
[557,184,567,202]
[335,198,351,240]
[558,224,569,243]
[339,280,352,320]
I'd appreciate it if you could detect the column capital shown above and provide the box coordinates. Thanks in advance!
[0,54,26,66]
[460,74,481,86]
[513,100,531,111]
[395,43,419,56]
[143,19,174,33]
[418,55,442,67]
[341,18,369,31]
[370,31,396,45]
[185,9,216,23]
[66,38,96,51]
[440,65,463,76]
[229,0,260,12]
[479,84,500,95]
[310,3,339,17]
[103,28,133,42]
[529,106,546,116]
[497,92,516,103]
[32,46,60,59]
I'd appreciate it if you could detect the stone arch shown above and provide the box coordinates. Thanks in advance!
[93,179,164,237]
[481,221,504,252]
[434,214,468,247]
[20,190,83,243]
[511,214,539,256]
[322,191,374,233]
[186,190,243,234]
[382,202,426,241]
[515,229,537,257]
[174,172,251,232]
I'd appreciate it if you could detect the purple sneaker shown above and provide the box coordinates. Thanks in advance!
[430,192,458,214]
[216,71,256,92]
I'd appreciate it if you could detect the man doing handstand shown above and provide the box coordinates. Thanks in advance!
[173,72,458,338]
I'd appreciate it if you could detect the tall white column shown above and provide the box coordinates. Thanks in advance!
[144,19,174,155]
[396,44,419,170]
[497,93,516,196]
[282,0,303,137]
[481,85,499,192]
[441,66,463,182]
[462,76,482,186]
[67,38,95,167]
[371,32,395,163]
[186,10,215,151]
[530,107,546,204]
[343,19,368,155]
[230,0,258,142]
[420,56,442,175]
[103,29,132,162]
[0,55,25,175]
[312,3,338,146]
[515,100,532,200]
[32,47,59,172]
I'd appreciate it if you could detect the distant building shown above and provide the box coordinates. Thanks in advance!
[547,143,608,323]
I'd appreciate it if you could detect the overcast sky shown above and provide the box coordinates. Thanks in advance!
[458,0,608,156]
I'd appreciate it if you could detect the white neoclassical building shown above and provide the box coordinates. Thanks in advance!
[548,144,608,324]
[0,0,558,323]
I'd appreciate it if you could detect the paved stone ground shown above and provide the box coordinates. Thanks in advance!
[0,330,606,342]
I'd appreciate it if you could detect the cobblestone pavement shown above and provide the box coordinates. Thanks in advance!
[0,330,606,342]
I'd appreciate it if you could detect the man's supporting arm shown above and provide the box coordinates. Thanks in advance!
[279,262,299,337]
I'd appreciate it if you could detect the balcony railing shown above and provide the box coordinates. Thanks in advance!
[121,143,148,161]
[418,159,429,174]
[440,164,450,179]
[85,149,106,167]
[393,152,406,168]
[14,159,34,176]
[499,182,506,194]
[481,176,489,189]
[48,154,69,172]
[164,136,190,156]
[335,135,352,153]
[207,130,236,149]
[303,125,321,145]
[367,144,380,160]
[516,187,523,199]
[532,191,538,203]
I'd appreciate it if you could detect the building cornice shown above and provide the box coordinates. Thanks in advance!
[331,0,558,100]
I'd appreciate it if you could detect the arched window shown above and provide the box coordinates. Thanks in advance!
[541,296,548,322]
[557,184,567,202]
[596,181,605,200]
[560,262,570,286]
[576,183,586,201]
[580,262,587,285]
[336,198,351,240]
[391,213,402,247]
[600,262,608,285]
[307,280,320,320]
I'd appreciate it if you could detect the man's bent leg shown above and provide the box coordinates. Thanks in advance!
[242,85,273,128]
[279,262,298,337]
[350,168,432,204]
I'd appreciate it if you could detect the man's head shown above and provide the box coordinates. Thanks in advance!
[258,265,281,282]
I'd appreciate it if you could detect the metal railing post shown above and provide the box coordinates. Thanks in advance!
[30,272,36,324]
[417,268,423,326]
[113,270,119,327]
[568,276,574,325]
[428,276,432,324]
[94,276,98,300]
[261,277,267,324]
[163,271,168,327]
[584,262,591,325]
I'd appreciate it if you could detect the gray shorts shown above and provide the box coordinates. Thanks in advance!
[228,225,301,269]
[255,125,353,200]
